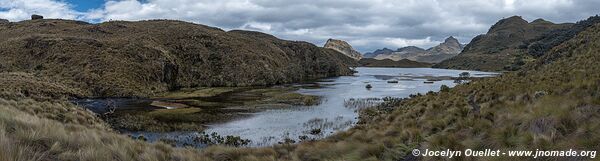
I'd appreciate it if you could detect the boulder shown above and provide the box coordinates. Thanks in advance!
[31,14,43,20]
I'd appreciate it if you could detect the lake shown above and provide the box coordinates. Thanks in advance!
[124,67,497,147]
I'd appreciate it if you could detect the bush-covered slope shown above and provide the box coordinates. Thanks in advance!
[0,19,356,97]
[434,16,571,71]
[523,15,600,58]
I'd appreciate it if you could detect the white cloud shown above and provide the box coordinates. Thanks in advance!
[0,0,80,21]
[242,21,273,31]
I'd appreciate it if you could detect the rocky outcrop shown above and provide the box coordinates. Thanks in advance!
[0,19,8,24]
[31,14,43,20]
[365,36,463,63]
[427,36,462,55]
[324,39,363,60]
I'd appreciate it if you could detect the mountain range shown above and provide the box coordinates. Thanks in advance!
[358,58,431,68]
[364,36,464,63]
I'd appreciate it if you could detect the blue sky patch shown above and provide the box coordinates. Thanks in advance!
[64,0,104,12]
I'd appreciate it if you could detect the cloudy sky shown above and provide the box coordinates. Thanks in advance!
[0,0,598,53]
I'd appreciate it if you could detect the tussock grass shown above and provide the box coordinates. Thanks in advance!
[0,98,209,161]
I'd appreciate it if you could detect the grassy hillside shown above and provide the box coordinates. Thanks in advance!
[358,58,432,68]
[434,16,571,71]
[0,19,356,98]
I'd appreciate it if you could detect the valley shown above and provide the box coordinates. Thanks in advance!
[0,3,599,161]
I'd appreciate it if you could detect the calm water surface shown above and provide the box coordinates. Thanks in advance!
[127,67,497,147]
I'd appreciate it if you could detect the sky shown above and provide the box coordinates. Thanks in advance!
[0,0,599,53]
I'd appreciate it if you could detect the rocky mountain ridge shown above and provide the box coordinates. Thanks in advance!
[365,36,464,63]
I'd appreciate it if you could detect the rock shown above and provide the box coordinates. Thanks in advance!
[0,19,8,24]
[534,91,547,99]
[387,80,399,83]
[31,14,43,20]
[324,38,363,60]
[468,93,481,114]
[365,84,372,89]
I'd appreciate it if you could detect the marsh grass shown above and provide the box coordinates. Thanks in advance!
[156,87,238,99]
[105,86,321,132]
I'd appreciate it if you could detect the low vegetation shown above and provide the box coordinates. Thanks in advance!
[106,86,321,132]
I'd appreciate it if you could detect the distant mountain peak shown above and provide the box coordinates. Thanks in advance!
[444,36,460,45]
[531,18,555,25]
[532,18,547,23]
[489,15,529,32]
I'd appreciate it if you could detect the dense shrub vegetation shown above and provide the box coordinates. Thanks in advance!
[0,19,357,97]
[524,15,600,57]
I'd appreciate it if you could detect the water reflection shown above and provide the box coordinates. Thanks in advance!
[201,67,496,146]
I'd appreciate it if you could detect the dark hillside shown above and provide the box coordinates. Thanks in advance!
[434,16,571,71]
[0,19,356,97]
[524,15,600,58]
